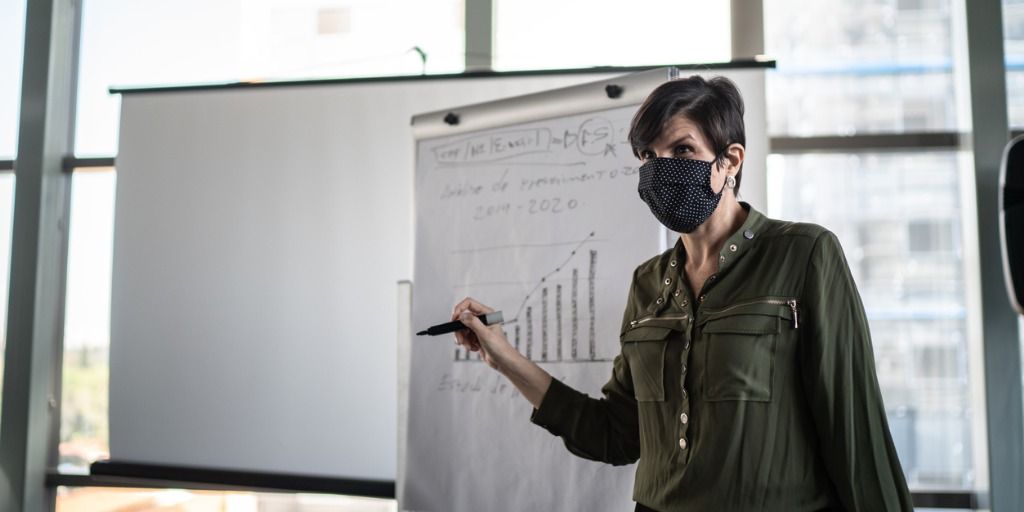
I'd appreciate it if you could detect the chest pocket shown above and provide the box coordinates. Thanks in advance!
[620,320,685,402]
[699,300,794,402]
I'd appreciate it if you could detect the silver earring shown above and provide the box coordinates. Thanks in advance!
[726,175,737,189]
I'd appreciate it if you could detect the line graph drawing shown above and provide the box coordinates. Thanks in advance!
[503,232,595,326]
[451,232,610,364]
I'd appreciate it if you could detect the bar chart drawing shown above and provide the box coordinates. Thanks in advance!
[452,233,610,364]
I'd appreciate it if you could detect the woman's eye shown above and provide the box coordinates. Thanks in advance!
[639,150,654,160]
[674,145,693,155]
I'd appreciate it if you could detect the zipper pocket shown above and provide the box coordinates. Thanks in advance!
[629,313,689,328]
[701,297,800,329]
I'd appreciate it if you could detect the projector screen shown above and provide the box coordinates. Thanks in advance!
[109,72,621,482]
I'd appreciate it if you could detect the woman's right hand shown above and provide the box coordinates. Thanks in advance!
[452,297,514,370]
[452,297,553,408]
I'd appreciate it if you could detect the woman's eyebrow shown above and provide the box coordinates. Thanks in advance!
[666,134,696,146]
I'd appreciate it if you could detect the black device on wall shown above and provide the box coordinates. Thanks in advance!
[1001,135,1024,315]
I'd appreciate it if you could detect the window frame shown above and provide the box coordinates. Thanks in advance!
[3,0,1017,510]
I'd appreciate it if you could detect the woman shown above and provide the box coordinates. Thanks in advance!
[452,76,913,511]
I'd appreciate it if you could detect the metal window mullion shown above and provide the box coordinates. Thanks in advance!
[62,156,114,171]
[464,0,493,71]
[768,132,962,153]
[731,0,764,59]
[0,0,81,511]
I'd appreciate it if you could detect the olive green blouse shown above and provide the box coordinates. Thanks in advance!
[530,204,914,511]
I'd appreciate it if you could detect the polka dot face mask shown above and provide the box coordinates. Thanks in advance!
[637,156,725,233]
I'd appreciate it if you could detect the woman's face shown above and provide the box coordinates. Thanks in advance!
[637,114,730,193]
[637,115,715,162]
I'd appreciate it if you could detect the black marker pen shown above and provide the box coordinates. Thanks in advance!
[417,311,504,336]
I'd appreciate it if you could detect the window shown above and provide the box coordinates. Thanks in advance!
[54,0,996,507]
[0,173,14,407]
[493,0,730,71]
[0,0,19,400]
[765,0,983,494]
[0,0,26,157]
[767,151,977,489]
[60,169,116,473]
[1005,0,1024,127]
[765,0,956,136]
[908,219,955,254]
[74,0,465,156]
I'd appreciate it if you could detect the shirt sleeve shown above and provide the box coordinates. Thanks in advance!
[529,354,640,466]
[528,269,642,466]
[799,230,915,511]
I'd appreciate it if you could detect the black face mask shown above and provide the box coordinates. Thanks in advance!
[637,156,725,233]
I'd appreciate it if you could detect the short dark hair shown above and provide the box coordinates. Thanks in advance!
[629,75,746,193]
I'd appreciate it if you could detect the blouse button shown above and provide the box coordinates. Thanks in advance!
[698,295,706,303]
[656,297,664,305]
[664,278,671,286]
[673,290,682,297]
[679,438,688,450]
[729,244,738,252]
[680,412,689,424]
[743,230,755,239]
[719,255,725,264]
[669,260,677,267]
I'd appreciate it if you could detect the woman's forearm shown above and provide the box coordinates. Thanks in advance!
[452,303,554,409]
[493,346,553,409]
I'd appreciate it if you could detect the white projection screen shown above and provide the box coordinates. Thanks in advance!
[108,71,621,485]
[107,65,769,493]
